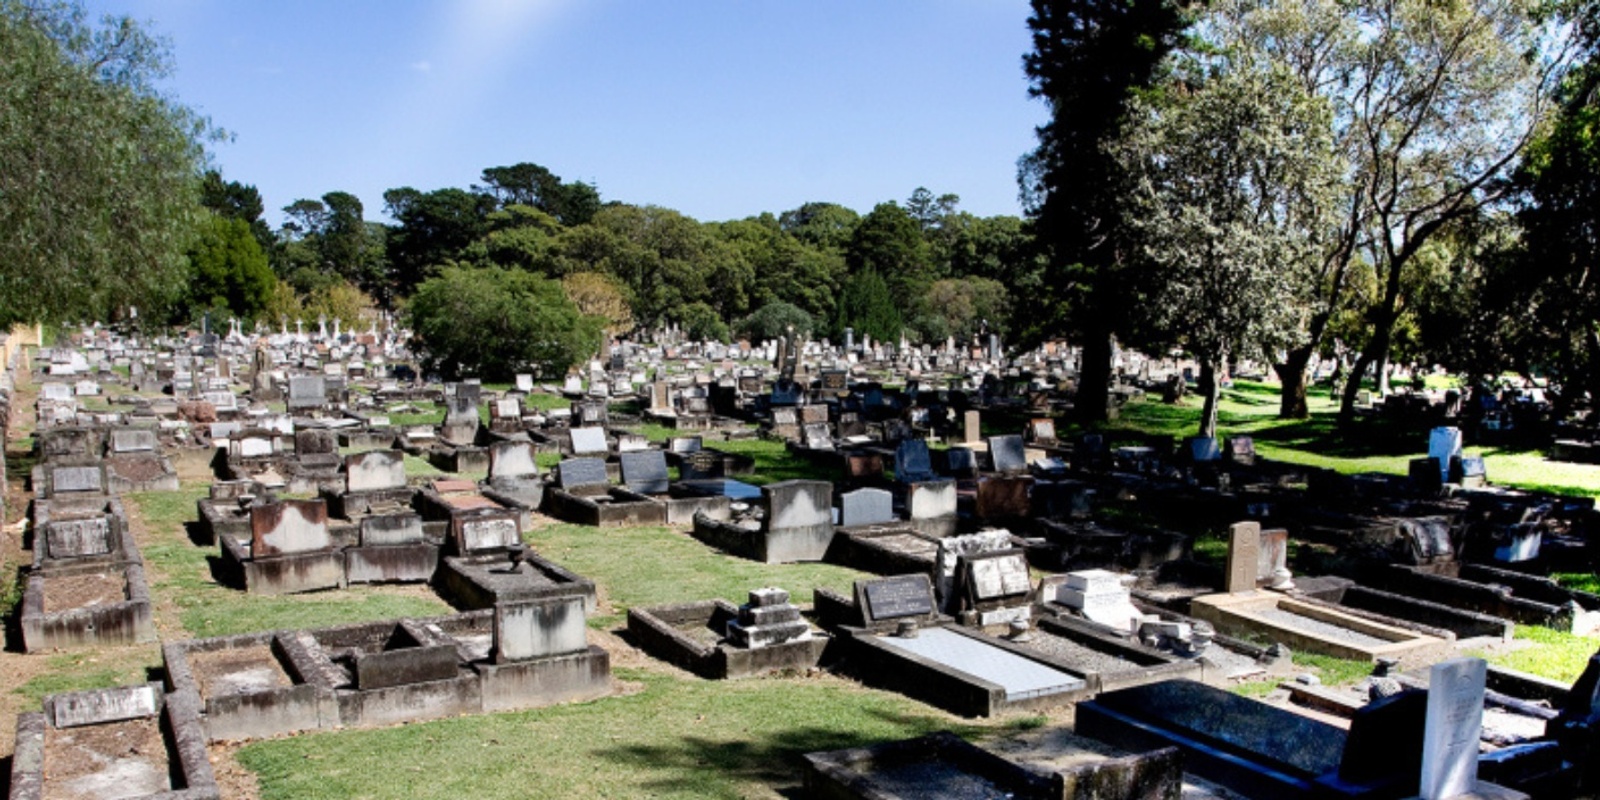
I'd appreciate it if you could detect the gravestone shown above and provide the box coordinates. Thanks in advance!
[906,480,957,520]
[963,551,1032,601]
[620,450,671,494]
[558,457,609,489]
[487,441,539,480]
[974,476,1031,520]
[765,480,832,532]
[51,466,103,494]
[669,436,702,454]
[569,426,608,456]
[250,499,331,557]
[345,450,405,492]
[109,428,158,454]
[944,447,977,477]
[934,529,1013,608]
[987,434,1027,473]
[1257,528,1294,589]
[295,428,336,456]
[1227,436,1257,466]
[287,375,326,410]
[495,598,586,662]
[1420,658,1487,800]
[359,513,424,546]
[455,509,521,553]
[726,587,811,649]
[963,410,981,443]
[839,488,894,527]
[1055,569,1143,633]
[1028,418,1057,444]
[49,685,159,729]
[1225,521,1262,594]
[1186,436,1221,463]
[1428,427,1464,483]
[855,574,938,624]
[515,374,534,393]
[45,517,114,558]
[894,439,935,483]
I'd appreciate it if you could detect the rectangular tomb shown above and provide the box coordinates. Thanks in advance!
[1189,592,1451,664]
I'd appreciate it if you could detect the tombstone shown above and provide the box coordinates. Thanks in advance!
[650,380,672,413]
[854,574,939,627]
[345,450,405,492]
[1428,427,1464,483]
[45,517,114,558]
[1225,521,1262,594]
[620,450,670,495]
[1054,569,1143,633]
[907,480,957,521]
[487,441,540,480]
[934,529,1013,609]
[249,499,331,557]
[974,476,1031,520]
[108,428,158,454]
[558,457,610,489]
[294,428,337,457]
[562,375,584,394]
[894,439,935,483]
[765,480,831,532]
[1027,418,1057,445]
[286,374,326,410]
[49,685,159,729]
[454,509,522,554]
[359,512,425,546]
[569,426,608,456]
[987,434,1027,474]
[1493,523,1542,563]
[1186,436,1221,463]
[50,465,104,494]
[839,488,894,528]
[1420,658,1488,800]
[1226,436,1257,466]
[944,447,977,478]
[1257,528,1293,590]
[725,587,811,649]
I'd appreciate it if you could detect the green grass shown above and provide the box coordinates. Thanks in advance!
[127,486,452,639]
[526,523,869,629]
[1482,625,1599,684]
[1554,573,1600,595]
[696,437,837,485]
[237,667,1002,799]
[14,651,161,704]
[1092,382,1600,498]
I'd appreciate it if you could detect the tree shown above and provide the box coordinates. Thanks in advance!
[1018,0,1197,422]
[184,214,276,325]
[407,266,602,380]
[778,202,859,251]
[383,187,494,295]
[476,162,601,226]
[0,0,211,326]
[561,271,634,336]
[1114,62,1339,439]
[834,269,902,343]
[302,280,376,330]
[847,202,933,307]
[742,301,816,342]
[200,170,272,253]
[914,277,1011,345]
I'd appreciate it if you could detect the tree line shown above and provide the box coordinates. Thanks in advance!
[7,0,1600,412]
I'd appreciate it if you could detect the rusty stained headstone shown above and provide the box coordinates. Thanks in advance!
[1224,521,1261,594]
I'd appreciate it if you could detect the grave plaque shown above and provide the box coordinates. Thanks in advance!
[558,457,610,488]
[1420,658,1487,800]
[52,466,103,494]
[861,575,936,621]
[360,513,425,546]
[457,513,520,553]
[620,450,670,494]
[968,553,1031,600]
[988,435,1028,473]
[46,517,114,558]
[839,488,894,527]
[50,685,159,729]
[109,428,157,453]
[1029,418,1057,443]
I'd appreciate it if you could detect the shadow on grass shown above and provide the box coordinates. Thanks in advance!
[593,707,986,796]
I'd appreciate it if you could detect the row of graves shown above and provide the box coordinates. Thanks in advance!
[12,330,1600,799]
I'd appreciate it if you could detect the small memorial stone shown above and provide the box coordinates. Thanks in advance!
[558,457,610,488]
[620,450,670,494]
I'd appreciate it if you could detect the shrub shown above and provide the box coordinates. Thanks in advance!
[407,265,601,380]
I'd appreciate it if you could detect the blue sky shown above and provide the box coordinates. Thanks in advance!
[83,0,1046,226]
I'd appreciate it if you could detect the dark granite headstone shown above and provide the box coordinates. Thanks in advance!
[558,457,610,489]
[895,439,935,483]
[620,450,670,494]
[987,434,1027,473]
[858,574,937,622]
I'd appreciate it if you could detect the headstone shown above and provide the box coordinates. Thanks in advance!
[764,480,832,532]
[963,410,981,443]
[49,685,159,729]
[1225,521,1262,594]
[45,517,114,558]
[495,598,586,662]
[287,374,326,409]
[1420,658,1487,800]
[488,441,540,480]
[455,509,521,553]
[51,466,103,494]
[294,428,336,456]
[964,551,1032,600]
[515,374,534,393]
[1428,427,1464,483]
[250,499,332,557]
[839,487,894,527]
[1028,418,1057,444]
[907,480,957,520]
[894,439,935,483]
[108,428,157,453]
[620,450,670,495]
[1257,528,1293,589]
[1186,436,1221,463]
[569,426,608,456]
[857,574,937,623]
[344,450,405,492]
[988,434,1027,473]
[726,587,811,649]
[558,457,610,489]
[1054,569,1143,634]
[359,513,424,546]
[934,529,1013,607]
[944,447,977,477]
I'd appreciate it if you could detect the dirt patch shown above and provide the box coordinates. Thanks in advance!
[43,716,171,800]
[104,456,172,485]
[41,572,127,613]
[186,645,290,700]
[207,741,262,800]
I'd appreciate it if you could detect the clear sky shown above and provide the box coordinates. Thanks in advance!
[81,0,1046,226]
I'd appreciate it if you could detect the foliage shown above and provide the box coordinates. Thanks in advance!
[301,280,376,329]
[671,300,729,342]
[741,301,815,342]
[384,186,495,295]
[1018,0,1197,421]
[912,277,1010,344]
[833,269,902,344]
[847,201,932,307]
[561,271,634,335]
[184,214,276,325]
[475,161,601,226]
[407,265,601,380]
[1114,59,1337,436]
[0,0,212,327]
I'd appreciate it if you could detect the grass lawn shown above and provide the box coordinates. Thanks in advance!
[1091,382,1600,498]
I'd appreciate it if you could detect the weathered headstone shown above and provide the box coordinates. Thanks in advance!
[907,480,957,520]
[987,434,1027,473]
[487,441,539,480]
[1225,521,1262,594]
[569,426,608,456]
[1428,427,1464,483]
[963,410,981,443]
[345,450,405,492]
[45,517,114,558]
[765,480,832,532]
[108,428,158,454]
[1257,528,1293,589]
[51,465,104,494]
[250,499,332,557]
[894,439,935,483]
[359,512,425,546]
[49,685,159,729]
[455,509,521,553]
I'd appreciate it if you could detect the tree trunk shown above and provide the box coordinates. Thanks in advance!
[1076,325,1114,424]
[1198,360,1220,440]
[1376,351,1391,396]
[1275,344,1315,419]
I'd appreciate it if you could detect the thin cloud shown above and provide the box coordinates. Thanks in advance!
[411,60,432,73]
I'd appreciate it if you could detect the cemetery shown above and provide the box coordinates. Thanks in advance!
[0,315,1596,799]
